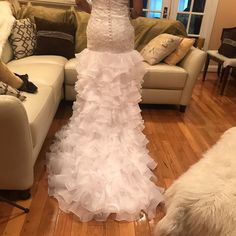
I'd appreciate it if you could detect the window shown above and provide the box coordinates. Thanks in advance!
[176,0,206,37]
[143,0,163,18]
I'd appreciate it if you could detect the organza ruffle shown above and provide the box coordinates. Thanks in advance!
[47,49,164,222]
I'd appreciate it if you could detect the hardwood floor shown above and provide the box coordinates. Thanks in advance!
[0,73,236,236]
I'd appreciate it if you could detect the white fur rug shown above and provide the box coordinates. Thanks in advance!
[155,127,236,236]
[0,1,15,57]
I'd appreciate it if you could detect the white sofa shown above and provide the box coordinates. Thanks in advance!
[0,41,66,193]
[0,40,206,193]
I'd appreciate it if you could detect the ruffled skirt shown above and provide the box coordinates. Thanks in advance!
[47,49,163,222]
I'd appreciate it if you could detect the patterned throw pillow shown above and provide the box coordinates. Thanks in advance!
[34,17,75,59]
[9,18,36,59]
[0,81,26,101]
[141,34,183,65]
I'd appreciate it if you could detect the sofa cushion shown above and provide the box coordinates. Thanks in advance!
[7,55,67,67]
[22,84,54,147]
[7,55,67,103]
[143,62,188,89]
[65,58,187,90]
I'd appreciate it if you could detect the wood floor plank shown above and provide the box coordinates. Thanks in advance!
[2,199,31,236]
[86,221,104,236]
[71,217,87,236]
[19,173,49,236]
[104,219,120,236]
[0,203,13,236]
[53,211,73,236]
[134,212,151,236]
[119,222,135,236]
[36,197,59,236]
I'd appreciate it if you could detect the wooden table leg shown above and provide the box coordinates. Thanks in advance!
[217,63,221,77]
[220,67,225,83]
[220,66,231,95]
[202,54,210,81]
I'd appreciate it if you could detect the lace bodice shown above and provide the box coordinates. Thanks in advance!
[87,0,134,53]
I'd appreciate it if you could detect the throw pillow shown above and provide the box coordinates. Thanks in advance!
[164,38,195,65]
[9,18,36,59]
[0,81,26,101]
[34,17,75,59]
[140,34,183,65]
[0,60,23,89]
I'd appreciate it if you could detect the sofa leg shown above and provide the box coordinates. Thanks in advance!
[179,105,186,113]
[18,189,31,200]
[0,189,31,201]
[0,195,30,213]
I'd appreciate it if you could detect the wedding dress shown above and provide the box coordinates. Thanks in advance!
[47,0,163,222]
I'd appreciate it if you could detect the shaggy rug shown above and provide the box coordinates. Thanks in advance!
[155,127,236,236]
[0,1,15,57]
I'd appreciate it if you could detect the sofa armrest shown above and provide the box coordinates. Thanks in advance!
[179,47,206,105]
[0,96,34,190]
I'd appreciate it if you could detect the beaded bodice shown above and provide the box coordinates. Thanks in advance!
[87,0,134,53]
[92,0,130,18]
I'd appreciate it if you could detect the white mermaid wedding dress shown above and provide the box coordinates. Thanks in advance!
[47,0,163,222]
